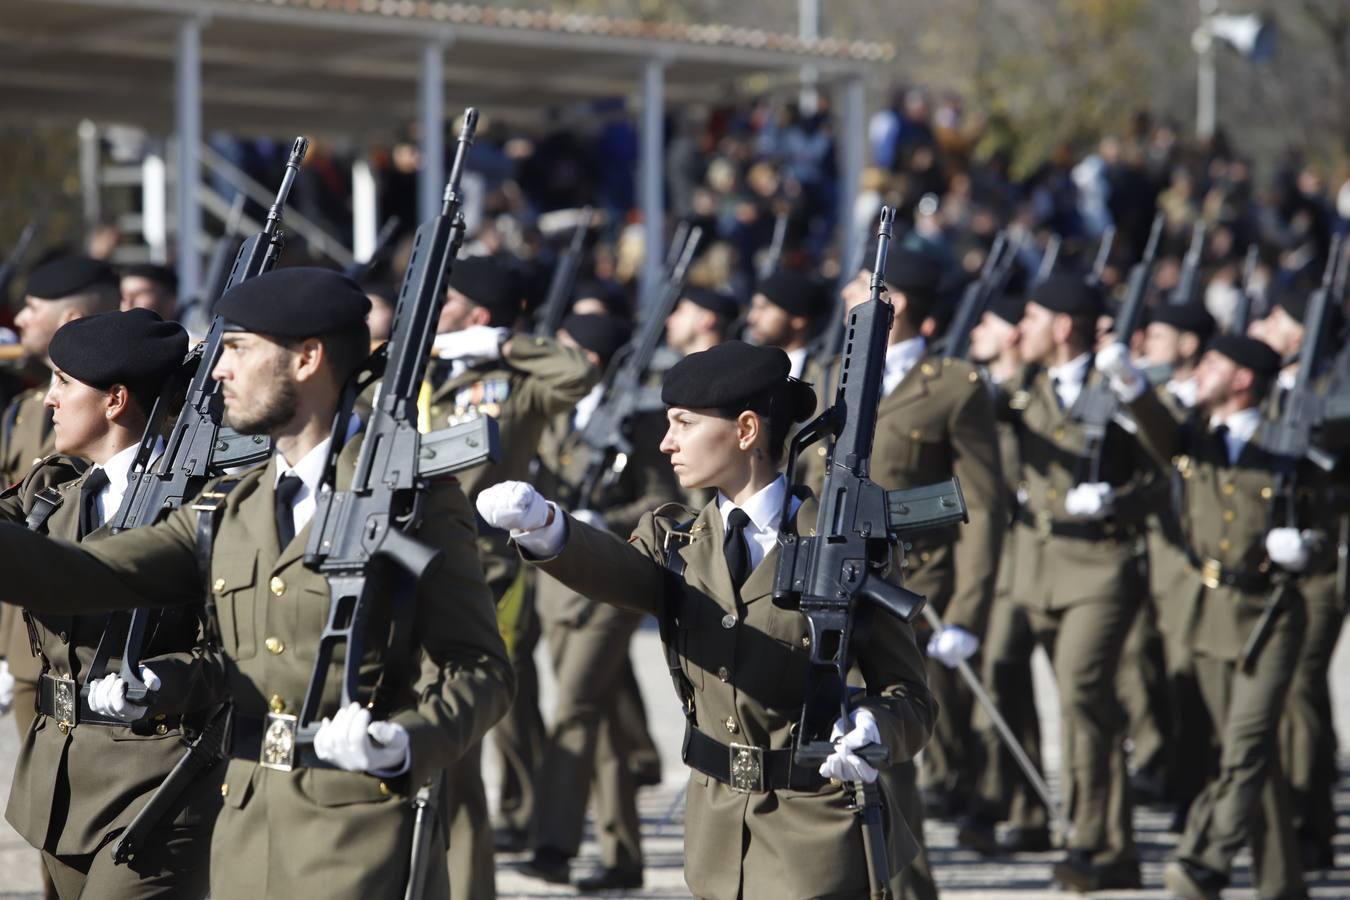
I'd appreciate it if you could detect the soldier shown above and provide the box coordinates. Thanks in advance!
[118,263,179,321]
[1097,334,1310,900]
[744,268,828,379]
[477,340,935,899]
[1141,302,1216,408]
[665,286,738,356]
[0,268,515,900]
[1000,273,1153,891]
[0,309,222,898]
[425,254,598,894]
[520,313,677,890]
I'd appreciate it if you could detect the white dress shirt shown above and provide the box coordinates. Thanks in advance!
[786,346,809,380]
[882,336,927,398]
[1209,407,1262,465]
[1048,353,1092,410]
[573,382,605,431]
[716,475,802,574]
[1166,376,1198,409]
[274,437,332,538]
[90,440,148,530]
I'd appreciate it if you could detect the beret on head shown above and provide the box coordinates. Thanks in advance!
[682,287,740,322]
[1270,277,1312,325]
[662,340,816,423]
[1148,302,1216,339]
[120,263,178,293]
[216,267,371,338]
[755,269,828,319]
[572,279,630,318]
[560,313,632,367]
[49,309,187,394]
[1031,273,1103,318]
[360,280,400,306]
[1207,334,1282,377]
[448,255,525,325]
[988,292,1027,326]
[26,256,118,301]
[883,247,944,298]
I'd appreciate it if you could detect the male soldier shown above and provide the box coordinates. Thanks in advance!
[425,254,598,896]
[119,263,179,321]
[744,268,828,379]
[521,313,676,890]
[0,268,514,900]
[1,309,222,898]
[1001,273,1154,891]
[1141,302,1216,409]
[1097,334,1312,900]
[665,286,737,357]
[957,292,1054,854]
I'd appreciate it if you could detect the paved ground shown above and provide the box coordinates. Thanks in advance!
[2,618,1346,899]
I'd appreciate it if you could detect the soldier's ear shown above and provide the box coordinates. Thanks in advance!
[735,410,762,452]
[290,336,326,384]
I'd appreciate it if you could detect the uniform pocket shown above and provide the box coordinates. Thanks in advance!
[298,767,406,808]
[213,550,258,660]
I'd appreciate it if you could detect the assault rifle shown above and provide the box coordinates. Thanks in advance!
[1229,244,1260,336]
[774,206,969,899]
[1086,226,1115,290]
[0,218,39,302]
[533,206,592,337]
[1034,234,1061,286]
[759,208,790,281]
[195,193,247,323]
[943,232,1019,360]
[567,226,702,508]
[1169,220,1207,306]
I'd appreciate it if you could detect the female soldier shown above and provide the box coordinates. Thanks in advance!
[478,340,935,899]
[0,309,222,898]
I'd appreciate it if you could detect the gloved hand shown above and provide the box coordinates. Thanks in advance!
[571,508,606,530]
[1095,342,1147,403]
[431,326,509,364]
[926,626,980,668]
[86,667,161,722]
[818,707,882,784]
[312,701,410,775]
[1266,527,1315,572]
[0,661,14,717]
[476,481,565,556]
[1064,482,1115,520]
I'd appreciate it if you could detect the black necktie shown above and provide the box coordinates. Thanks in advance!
[275,474,304,549]
[1212,424,1231,465]
[78,467,109,539]
[724,508,753,591]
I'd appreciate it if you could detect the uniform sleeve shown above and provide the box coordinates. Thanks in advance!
[854,612,937,766]
[389,477,516,787]
[1125,387,1188,468]
[525,509,674,618]
[941,379,1005,635]
[507,336,601,417]
[136,608,227,718]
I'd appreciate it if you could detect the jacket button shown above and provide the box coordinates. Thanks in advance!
[1261,486,1273,499]
[270,577,286,597]
[1222,510,1235,523]
[800,635,811,649]
[155,723,168,735]
[717,667,730,682]
[221,783,229,798]
[1045,488,1058,501]
[1222,483,1236,496]
[919,551,931,563]
[269,694,286,713]
[265,637,285,655]
[378,781,391,797]
[213,578,226,592]
[59,631,69,642]
[1218,538,1231,552]
[724,718,738,734]
[721,614,736,629]
[909,429,922,440]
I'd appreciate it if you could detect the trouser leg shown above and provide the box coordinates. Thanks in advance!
[443,742,496,900]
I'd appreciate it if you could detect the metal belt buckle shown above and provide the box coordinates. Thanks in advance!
[1034,510,1053,540]
[260,712,299,772]
[191,490,228,513]
[1201,558,1223,591]
[53,677,77,734]
[728,743,765,793]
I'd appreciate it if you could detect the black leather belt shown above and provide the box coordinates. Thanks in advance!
[683,726,826,794]
[1015,507,1136,542]
[37,673,180,731]
[228,713,338,772]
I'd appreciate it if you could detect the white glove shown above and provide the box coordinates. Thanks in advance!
[0,661,14,717]
[1064,482,1115,520]
[818,707,882,784]
[475,481,566,556]
[1265,527,1315,573]
[926,626,980,668]
[431,326,508,364]
[312,701,410,775]
[86,667,161,722]
[1095,342,1146,403]
[572,508,606,530]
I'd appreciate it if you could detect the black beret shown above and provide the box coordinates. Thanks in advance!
[1207,334,1282,376]
[571,279,629,318]
[120,263,178,294]
[1031,273,1103,317]
[682,287,740,321]
[988,292,1027,326]
[755,270,828,319]
[1269,278,1311,325]
[560,313,631,367]
[883,247,944,298]
[662,340,816,423]
[49,309,187,393]
[26,256,118,301]
[1148,302,1216,339]
[448,255,525,325]
[216,267,372,338]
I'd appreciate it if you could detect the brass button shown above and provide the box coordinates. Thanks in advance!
[724,717,738,734]
[968,371,979,383]
[155,723,168,735]
[919,551,931,563]
[378,781,391,797]
[221,783,229,798]
[1222,510,1235,523]
[264,637,285,655]
[269,694,286,714]
[909,429,922,440]
[1222,483,1236,496]
[213,578,226,592]
[718,666,730,682]
[921,363,935,376]
[1045,488,1058,501]
[800,635,811,649]
[1261,486,1273,500]
[721,614,736,629]
[559,453,571,466]
[269,577,286,597]
[1218,538,1231,552]
[1053,427,1067,441]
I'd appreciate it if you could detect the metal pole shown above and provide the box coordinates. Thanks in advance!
[352,157,378,263]
[838,75,865,283]
[142,148,168,264]
[798,0,820,115]
[418,42,445,224]
[175,17,203,296]
[1194,0,1218,141]
[639,59,666,311]
[77,120,101,233]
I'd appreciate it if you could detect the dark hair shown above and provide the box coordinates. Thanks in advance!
[1067,313,1098,348]
[898,288,939,331]
[717,381,814,465]
[281,322,373,389]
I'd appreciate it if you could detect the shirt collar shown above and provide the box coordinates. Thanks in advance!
[1209,406,1263,445]
[785,347,809,380]
[275,437,332,495]
[98,441,144,498]
[718,475,788,533]
[1048,353,1091,386]
[885,336,927,374]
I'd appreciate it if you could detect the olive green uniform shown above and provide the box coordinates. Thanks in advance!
[526,494,935,900]
[0,438,514,900]
[425,335,596,899]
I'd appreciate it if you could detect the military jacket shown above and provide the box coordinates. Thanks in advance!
[1,388,55,487]
[802,353,1004,634]
[0,455,226,855]
[529,495,934,900]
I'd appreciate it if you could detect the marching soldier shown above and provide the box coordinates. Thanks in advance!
[0,309,222,898]
[520,313,677,890]
[1000,273,1154,891]
[1097,334,1311,900]
[745,268,829,380]
[0,268,515,900]
[477,340,935,900]
[425,254,598,895]
[118,263,179,321]
[665,286,738,357]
